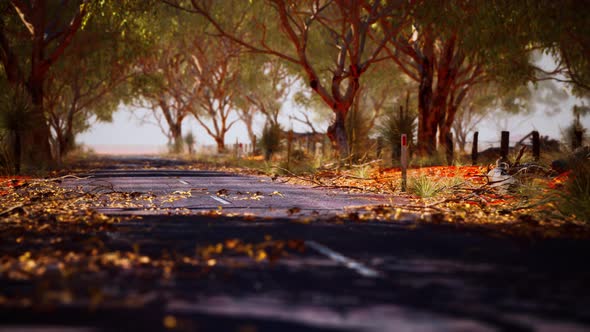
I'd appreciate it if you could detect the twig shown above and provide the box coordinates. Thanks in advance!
[312,185,366,191]
[41,174,93,182]
[272,166,325,186]
[0,203,25,217]
[513,145,527,166]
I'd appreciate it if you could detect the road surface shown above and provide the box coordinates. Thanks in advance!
[1,157,590,332]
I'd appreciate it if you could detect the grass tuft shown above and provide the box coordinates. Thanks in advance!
[410,175,443,198]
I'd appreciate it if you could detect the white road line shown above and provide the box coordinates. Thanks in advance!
[178,180,190,185]
[305,240,381,278]
[210,195,231,205]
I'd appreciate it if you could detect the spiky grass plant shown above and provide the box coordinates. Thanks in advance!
[377,105,416,166]
[410,175,443,198]
[409,175,464,198]
[353,165,372,179]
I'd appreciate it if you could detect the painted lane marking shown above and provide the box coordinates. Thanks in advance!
[178,180,190,185]
[305,240,381,278]
[210,195,231,205]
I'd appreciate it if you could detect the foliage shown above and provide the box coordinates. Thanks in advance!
[260,122,282,161]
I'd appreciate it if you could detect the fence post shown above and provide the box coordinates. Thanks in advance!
[445,132,454,166]
[500,131,510,162]
[471,131,479,165]
[532,131,540,161]
[401,134,408,192]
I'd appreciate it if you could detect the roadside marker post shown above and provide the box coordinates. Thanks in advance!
[401,134,408,192]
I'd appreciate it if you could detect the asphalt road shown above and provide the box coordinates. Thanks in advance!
[2,157,590,332]
[61,157,394,218]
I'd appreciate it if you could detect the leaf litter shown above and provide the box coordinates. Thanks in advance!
[0,174,305,308]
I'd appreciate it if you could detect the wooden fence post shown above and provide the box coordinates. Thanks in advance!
[532,131,540,161]
[471,131,479,165]
[500,131,510,162]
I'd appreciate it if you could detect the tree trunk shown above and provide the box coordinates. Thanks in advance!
[171,123,183,153]
[416,43,436,156]
[327,109,349,158]
[25,79,53,168]
[58,107,76,163]
[215,138,225,153]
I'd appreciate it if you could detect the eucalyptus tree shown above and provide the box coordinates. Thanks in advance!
[45,2,155,161]
[162,0,414,157]
[0,0,91,165]
[376,0,546,155]
[0,0,158,166]
[294,58,416,158]
[136,44,195,153]
[188,32,243,153]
